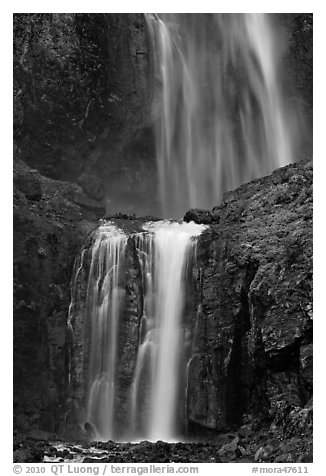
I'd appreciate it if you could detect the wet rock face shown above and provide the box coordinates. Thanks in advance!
[13,154,99,433]
[187,158,312,432]
[13,13,157,216]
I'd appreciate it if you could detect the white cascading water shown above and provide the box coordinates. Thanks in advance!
[85,225,127,440]
[129,231,155,438]
[130,221,206,440]
[67,248,87,387]
[146,13,299,217]
[73,221,205,441]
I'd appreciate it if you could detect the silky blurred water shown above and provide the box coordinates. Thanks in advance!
[146,13,301,218]
[85,225,127,440]
[130,221,206,441]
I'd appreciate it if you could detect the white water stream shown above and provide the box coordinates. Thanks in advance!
[80,221,205,441]
[85,225,127,440]
[130,221,206,440]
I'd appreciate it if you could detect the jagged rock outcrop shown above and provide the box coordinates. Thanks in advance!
[184,209,214,224]
[187,158,312,432]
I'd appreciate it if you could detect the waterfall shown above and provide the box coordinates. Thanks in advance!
[130,221,206,440]
[85,225,127,441]
[68,13,302,442]
[146,13,299,218]
[70,220,206,441]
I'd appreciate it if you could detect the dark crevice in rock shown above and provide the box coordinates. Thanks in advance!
[249,327,271,421]
[128,237,144,347]
[225,262,259,426]
[266,342,300,373]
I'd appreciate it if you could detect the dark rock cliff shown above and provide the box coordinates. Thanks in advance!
[186,158,312,433]
[14,13,157,216]
[13,151,101,433]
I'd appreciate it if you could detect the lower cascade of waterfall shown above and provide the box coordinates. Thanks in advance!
[130,221,204,441]
[69,221,207,441]
[84,225,128,440]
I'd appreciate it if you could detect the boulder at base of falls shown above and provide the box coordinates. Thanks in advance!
[184,208,214,224]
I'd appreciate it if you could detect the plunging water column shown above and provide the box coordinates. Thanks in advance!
[146,13,299,217]
[130,221,206,440]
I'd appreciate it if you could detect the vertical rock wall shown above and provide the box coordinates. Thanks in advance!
[14,13,157,216]
[186,159,312,432]
[13,156,101,434]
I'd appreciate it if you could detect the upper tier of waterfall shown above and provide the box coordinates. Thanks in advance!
[146,13,302,218]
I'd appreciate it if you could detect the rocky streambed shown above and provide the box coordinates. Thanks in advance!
[14,402,312,464]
